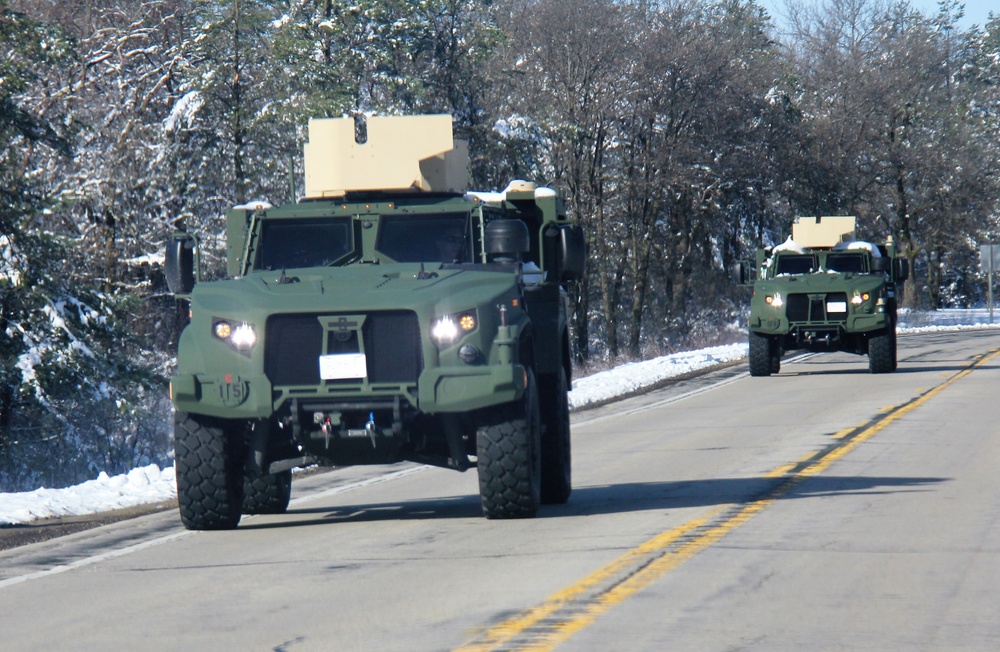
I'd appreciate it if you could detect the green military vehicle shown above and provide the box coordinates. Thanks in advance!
[165,115,585,529]
[738,216,908,376]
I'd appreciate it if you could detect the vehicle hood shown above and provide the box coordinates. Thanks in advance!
[758,272,886,294]
[189,263,518,315]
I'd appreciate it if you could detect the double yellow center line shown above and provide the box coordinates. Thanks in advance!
[456,348,1000,651]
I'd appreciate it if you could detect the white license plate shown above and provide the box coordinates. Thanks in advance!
[319,353,367,380]
[826,301,847,313]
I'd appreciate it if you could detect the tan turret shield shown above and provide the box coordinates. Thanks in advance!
[791,216,857,248]
[303,114,470,198]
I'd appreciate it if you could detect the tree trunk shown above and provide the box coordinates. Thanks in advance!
[596,202,621,359]
[232,0,247,204]
[628,230,654,358]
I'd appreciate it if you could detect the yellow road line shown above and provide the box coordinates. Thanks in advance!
[455,348,1000,652]
[455,515,715,652]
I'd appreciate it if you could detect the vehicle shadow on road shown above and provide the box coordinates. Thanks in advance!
[544,474,947,518]
[238,495,484,529]
[236,475,946,529]
[778,362,972,376]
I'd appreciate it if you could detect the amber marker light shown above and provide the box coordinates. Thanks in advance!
[214,321,233,339]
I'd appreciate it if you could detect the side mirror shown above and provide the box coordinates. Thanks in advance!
[871,257,889,274]
[485,219,530,262]
[732,261,754,286]
[165,232,198,295]
[558,224,586,282]
[893,257,909,283]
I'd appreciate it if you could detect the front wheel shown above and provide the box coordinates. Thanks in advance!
[749,330,775,377]
[476,369,542,519]
[868,327,895,374]
[174,412,246,530]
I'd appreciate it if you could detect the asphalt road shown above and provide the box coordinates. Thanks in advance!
[1,330,998,651]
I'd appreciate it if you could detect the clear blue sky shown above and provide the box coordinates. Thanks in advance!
[762,0,995,30]
[912,0,994,27]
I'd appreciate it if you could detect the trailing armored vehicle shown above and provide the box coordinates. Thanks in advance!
[737,216,908,376]
[165,115,585,530]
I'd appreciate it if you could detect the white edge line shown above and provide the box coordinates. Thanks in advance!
[287,464,430,509]
[0,464,431,591]
[0,530,194,590]
[572,353,815,428]
[573,371,749,428]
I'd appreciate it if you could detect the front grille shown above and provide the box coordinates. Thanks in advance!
[787,294,809,322]
[786,292,848,323]
[265,311,422,386]
[364,312,422,383]
[265,315,323,385]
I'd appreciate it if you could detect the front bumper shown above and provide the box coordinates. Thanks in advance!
[750,311,890,335]
[170,362,526,420]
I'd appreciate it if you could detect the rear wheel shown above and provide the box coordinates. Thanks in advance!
[477,369,542,519]
[539,368,571,505]
[242,469,292,515]
[749,330,774,377]
[175,412,246,530]
[770,342,782,374]
[891,324,898,370]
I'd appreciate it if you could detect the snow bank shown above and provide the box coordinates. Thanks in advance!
[568,344,746,410]
[0,465,175,525]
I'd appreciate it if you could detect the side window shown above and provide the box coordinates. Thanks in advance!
[376,213,470,263]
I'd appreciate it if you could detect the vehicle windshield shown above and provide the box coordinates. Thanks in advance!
[376,213,471,263]
[825,253,866,273]
[256,218,354,270]
[774,254,817,275]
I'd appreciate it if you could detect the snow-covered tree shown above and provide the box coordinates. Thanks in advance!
[1,1,171,490]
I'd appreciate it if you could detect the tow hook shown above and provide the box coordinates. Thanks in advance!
[366,412,378,448]
[311,409,384,449]
[317,412,341,450]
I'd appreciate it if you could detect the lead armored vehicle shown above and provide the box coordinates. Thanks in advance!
[165,115,585,529]
[738,216,908,376]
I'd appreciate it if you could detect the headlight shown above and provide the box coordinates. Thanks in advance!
[212,318,257,355]
[851,292,870,305]
[765,294,783,307]
[430,310,477,348]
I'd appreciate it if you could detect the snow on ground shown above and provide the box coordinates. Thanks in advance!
[567,344,747,410]
[2,309,999,526]
[0,465,175,526]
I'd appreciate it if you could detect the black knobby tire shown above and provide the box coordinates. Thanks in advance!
[242,469,292,515]
[868,328,894,374]
[175,412,246,530]
[539,368,571,505]
[748,330,773,377]
[476,369,542,519]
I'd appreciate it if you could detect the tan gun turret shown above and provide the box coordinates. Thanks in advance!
[791,216,857,248]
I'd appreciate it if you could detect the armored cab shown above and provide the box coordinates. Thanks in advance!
[165,115,585,529]
[737,216,908,376]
